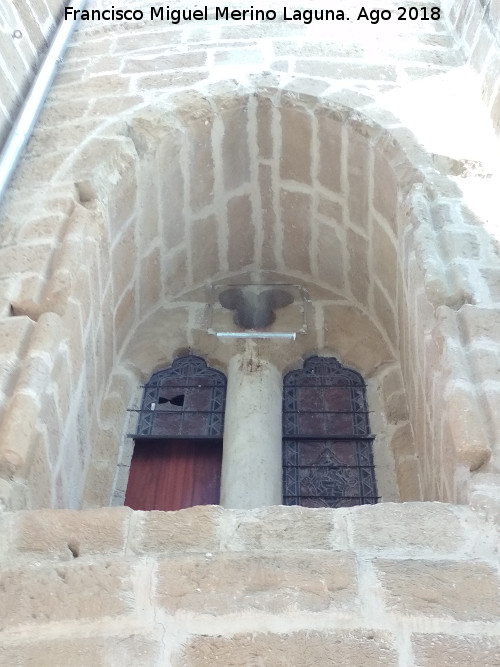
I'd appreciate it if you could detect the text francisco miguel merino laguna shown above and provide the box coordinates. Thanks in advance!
[64,6,355,23]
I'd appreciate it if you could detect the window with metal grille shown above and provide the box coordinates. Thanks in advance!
[132,355,226,439]
[282,356,378,508]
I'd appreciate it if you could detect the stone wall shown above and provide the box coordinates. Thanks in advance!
[442,0,500,132]
[1,503,500,666]
[0,1,500,512]
[0,0,65,149]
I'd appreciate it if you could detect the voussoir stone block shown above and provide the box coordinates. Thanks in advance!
[130,506,222,555]
[173,630,398,667]
[157,551,357,614]
[374,559,500,621]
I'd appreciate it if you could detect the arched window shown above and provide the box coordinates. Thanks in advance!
[126,355,226,511]
[134,355,226,439]
[282,356,378,508]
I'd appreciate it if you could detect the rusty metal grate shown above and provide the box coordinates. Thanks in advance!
[130,355,226,439]
[282,356,378,508]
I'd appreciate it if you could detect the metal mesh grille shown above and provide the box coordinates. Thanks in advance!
[282,357,378,507]
[133,356,226,439]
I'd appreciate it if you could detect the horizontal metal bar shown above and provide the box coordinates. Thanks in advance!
[283,464,376,469]
[283,435,374,440]
[283,496,380,501]
[127,434,223,440]
[127,409,224,414]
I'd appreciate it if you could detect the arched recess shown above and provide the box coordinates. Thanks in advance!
[1,80,491,511]
[124,355,226,511]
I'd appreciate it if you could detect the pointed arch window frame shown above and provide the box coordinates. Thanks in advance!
[282,356,379,508]
[130,355,226,439]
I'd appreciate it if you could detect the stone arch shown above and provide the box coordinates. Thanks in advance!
[0,80,491,509]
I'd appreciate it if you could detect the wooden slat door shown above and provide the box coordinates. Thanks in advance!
[124,438,222,511]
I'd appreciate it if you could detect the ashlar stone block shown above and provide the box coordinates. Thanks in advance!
[374,559,500,621]
[130,506,222,555]
[157,551,357,614]
[14,507,132,559]
[281,189,312,274]
[280,104,312,184]
[227,194,254,271]
[412,633,500,667]
[173,630,397,667]
[0,561,133,630]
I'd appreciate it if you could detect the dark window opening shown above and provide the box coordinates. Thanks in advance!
[282,356,378,508]
[126,355,226,511]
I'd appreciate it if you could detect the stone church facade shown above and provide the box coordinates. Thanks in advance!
[0,0,500,664]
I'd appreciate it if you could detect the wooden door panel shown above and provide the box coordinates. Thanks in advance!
[125,438,222,511]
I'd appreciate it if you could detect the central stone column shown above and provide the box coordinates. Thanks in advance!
[220,342,282,509]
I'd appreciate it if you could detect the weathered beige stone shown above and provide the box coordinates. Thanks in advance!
[373,152,398,233]
[259,163,277,269]
[224,505,337,551]
[222,105,250,191]
[14,507,132,559]
[164,246,188,297]
[346,227,370,305]
[317,111,342,192]
[323,305,393,374]
[114,288,135,354]
[375,559,500,620]
[111,223,136,304]
[373,219,397,302]
[257,94,274,159]
[0,635,162,667]
[157,551,357,614]
[317,220,344,290]
[173,631,398,667]
[139,246,161,317]
[226,194,254,270]
[412,633,500,667]
[374,283,398,347]
[0,560,133,629]
[191,214,219,284]
[445,387,490,470]
[389,423,415,457]
[281,189,312,274]
[188,119,214,212]
[122,53,206,73]
[280,105,312,184]
[0,392,41,476]
[346,127,369,232]
[130,506,222,554]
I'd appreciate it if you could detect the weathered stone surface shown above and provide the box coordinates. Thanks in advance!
[280,105,312,184]
[130,506,222,554]
[281,189,312,273]
[375,559,500,620]
[157,552,357,614]
[0,561,133,629]
[412,633,500,667]
[173,631,398,667]
[348,503,466,554]
[0,634,162,667]
[226,194,254,270]
[222,505,338,551]
[14,507,132,559]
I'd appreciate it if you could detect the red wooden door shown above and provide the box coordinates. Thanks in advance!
[124,438,222,511]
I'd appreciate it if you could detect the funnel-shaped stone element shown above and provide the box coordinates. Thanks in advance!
[219,286,294,329]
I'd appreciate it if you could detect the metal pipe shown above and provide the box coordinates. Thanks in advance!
[0,0,87,205]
